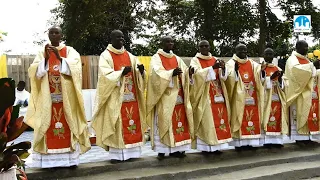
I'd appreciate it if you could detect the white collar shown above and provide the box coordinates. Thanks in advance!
[233,54,248,64]
[48,43,66,51]
[292,51,309,61]
[195,52,212,60]
[107,44,125,54]
[157,49,174,58]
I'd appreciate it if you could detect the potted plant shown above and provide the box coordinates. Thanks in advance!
[0,78,31,180]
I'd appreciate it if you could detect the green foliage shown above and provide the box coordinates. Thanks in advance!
[52,0,155,55]
[277,0,320,39]
[309,43,320,52]
[0,31,7,42]
[52,0,320,56]
[154,0,259,56]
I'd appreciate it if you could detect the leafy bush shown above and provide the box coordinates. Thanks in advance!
[0,78,31,180]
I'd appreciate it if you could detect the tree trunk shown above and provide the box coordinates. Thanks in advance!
[258,0,267,56]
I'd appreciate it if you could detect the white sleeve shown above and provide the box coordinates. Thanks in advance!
[36,59,48,79]
[265,76,272,89]
[280,76,284,89]
[219,67,228,81]
[234,71,239,82]
[116,67,125,87]
[205,67,216,82]
[59,58,71,76]
[190,74,194,85]
[142,70,146,79]
[260,71,266,83]
[169,77,174,88]
[311,63,316,77]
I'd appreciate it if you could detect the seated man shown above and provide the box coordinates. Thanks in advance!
[14,81,30,117]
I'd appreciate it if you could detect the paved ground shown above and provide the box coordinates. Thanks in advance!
[12,132,200,166]
[58,145,320,180]
[13,132,297,168]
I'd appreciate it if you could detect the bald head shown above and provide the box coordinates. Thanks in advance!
[110,30,124,49]
[161,36,173,44]
[235,43,247,59]
[199,40,210,56]
[161,36,174,52]
[235,43,246,50]
[199,40,209,47]
[296,40,308,55]
[49,25,62,34]
[264,48,274,63]
[111,30,123,39]
[264,48,274,54]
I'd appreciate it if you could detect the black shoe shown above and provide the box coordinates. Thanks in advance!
[178,151,186,158]
[274,144,284,148]
[202,151,210,156]
[69,165,78,169]
[249,146,258,151]
[243,145,252,150]
[235,146,242,152]
[212,150,223,155]
[296,140,306,147]
[170,151,186,158]
[235,146,242,151]
[263,144,272,149]
[169,151,180,157]
[157,153,165,160]
[110,159,122,164]
[304,140,318,146]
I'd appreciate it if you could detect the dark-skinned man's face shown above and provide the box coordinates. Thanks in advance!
[48,27,62,44]
[264,50,274,63]
[162,37,174,51]
[199,41,210,56]
[236,45,247,59]
[297,43,308,56]
[111,31,124,49]
[17,83,25,91]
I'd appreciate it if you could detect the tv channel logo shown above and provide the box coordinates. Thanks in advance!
[294,15,311,33]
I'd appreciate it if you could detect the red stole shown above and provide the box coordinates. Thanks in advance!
[238,60,261,136]
[109,50,143,145]
[198,57,231,141]
[46,46,72,151]
[158,54,190,144]
[265,66,282,133]
[296,56,320,133]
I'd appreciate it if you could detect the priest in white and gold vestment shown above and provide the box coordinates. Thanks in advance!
[225,43,265,150]
[25,26,91,168]
[92,30,146,162]
[146,36,193,160]
[283,40,320,144]
[189,40,232,153]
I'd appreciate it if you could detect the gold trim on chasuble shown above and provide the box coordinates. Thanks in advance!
[210,80,225,103]
[123,75,136,102]
[242,71,255,106]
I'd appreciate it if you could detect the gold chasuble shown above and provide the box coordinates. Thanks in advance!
[263,64,288,136]
[225,55,264,140]
[146,49,193,149]
[92,44,146,150]
[26,44,90,154]
[283,51,320,137]
[190,53,232,147]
